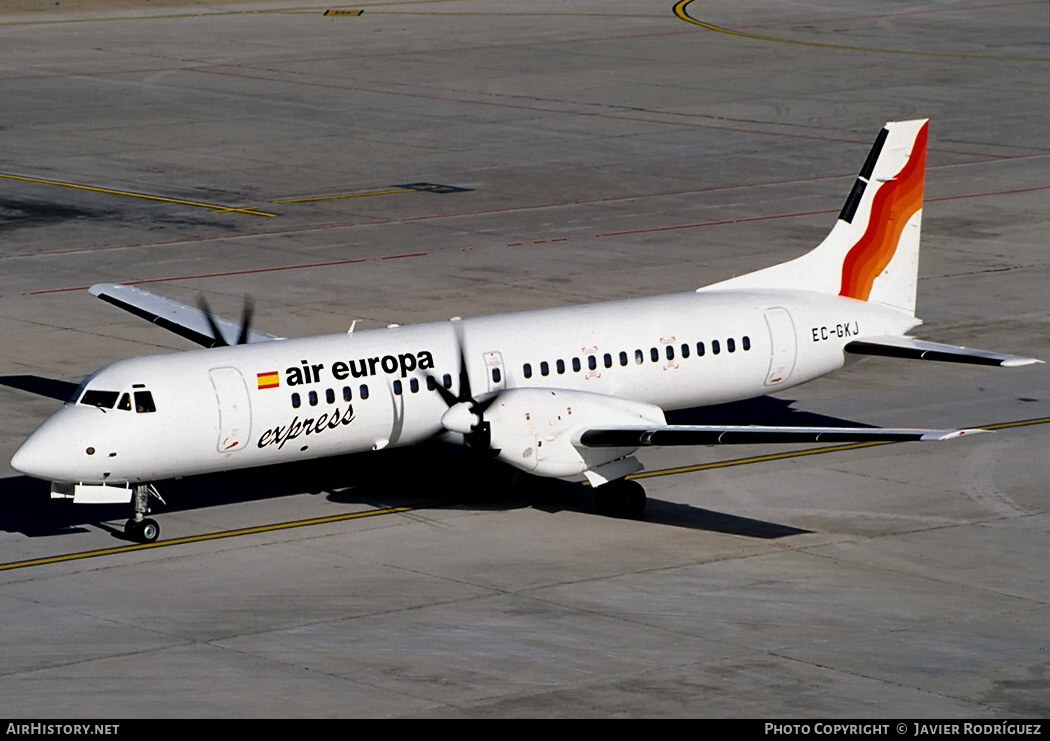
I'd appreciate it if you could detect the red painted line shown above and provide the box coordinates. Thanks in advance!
[188,67,1050,156]
[18,182,1050,297]
[596,184,1050,239]
[29,257,369,295]
[596,209,836,238]
[7,154,1047,266]
[929,184,1050,202]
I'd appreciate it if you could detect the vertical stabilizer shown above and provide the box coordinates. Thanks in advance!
[701,119,928,316]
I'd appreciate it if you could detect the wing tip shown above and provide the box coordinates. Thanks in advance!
[88,283,118,297]
[922,428,990,441]
[1001,357,1045,368]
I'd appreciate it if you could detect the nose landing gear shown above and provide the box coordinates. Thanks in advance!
[124,484,165,544]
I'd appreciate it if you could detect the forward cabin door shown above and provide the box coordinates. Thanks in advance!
[209,366,252,452]
[763,307,797,386]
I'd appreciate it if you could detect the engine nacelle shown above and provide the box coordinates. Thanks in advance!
[482,388,665,482]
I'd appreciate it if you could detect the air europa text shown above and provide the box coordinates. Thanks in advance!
[284,350,435,386]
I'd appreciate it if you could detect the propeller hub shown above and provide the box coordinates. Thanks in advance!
[441,403,479,435]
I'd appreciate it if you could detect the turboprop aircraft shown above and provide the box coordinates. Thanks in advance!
[10,119,1041,543]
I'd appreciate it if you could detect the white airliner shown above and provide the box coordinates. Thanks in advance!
[10,119,1040,543]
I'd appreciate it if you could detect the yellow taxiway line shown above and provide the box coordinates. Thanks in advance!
[0,172,276,217]
[3,417,1047,572]
[272,187,414,204]
[0,506,416,572]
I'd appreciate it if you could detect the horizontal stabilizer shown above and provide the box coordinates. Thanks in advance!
[845,336,1042,367]
[577,425,985,448]
[90,284,280,348]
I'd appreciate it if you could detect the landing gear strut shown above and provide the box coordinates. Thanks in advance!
[124,484,164,543]
[594,478,647,519]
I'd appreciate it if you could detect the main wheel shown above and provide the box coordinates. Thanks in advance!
[621,480,647,519]
[594,479,647,519]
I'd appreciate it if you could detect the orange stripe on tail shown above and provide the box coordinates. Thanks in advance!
[839,121,927,301]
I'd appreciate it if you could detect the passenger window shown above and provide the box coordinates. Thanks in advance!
[117,393,132,411]
[309,390,319,406]
[603,353,612,368]
[360,384,370,400]
[743,335,751,351]
[523,363,532,379]
[650,347,659,362]
[696,341,705,356]
[666,346,675,360]
[556,359,565,374]
[291,393,301,409]
[635,349,644,365]
[491,368,501,384]
[619,351,628,366]
[727,338,736,353]
[343,386,352,402]
[133,391,156,413]
[393,380,402,395]
[681,343,690,358]
[572,357,581,372]
[540,361,549,377]
[588,356,597,371]
[712,340,721,355]
[442,374,452,389]
[326,388,336,404]
[410,378,420,393]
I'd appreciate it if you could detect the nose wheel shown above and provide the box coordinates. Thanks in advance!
[125,517,160,543]
[124,484,164,543]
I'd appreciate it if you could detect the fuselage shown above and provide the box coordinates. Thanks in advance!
[11,287,918,485]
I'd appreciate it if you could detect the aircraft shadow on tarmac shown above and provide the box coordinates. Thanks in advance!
[0,395,864,543]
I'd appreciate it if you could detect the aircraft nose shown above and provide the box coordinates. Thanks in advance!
[11,409,89,483]
[11,427,56,480]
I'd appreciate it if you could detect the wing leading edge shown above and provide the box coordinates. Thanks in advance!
[90,284,280,348]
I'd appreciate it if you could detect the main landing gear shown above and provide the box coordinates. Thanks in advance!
[124,484,164,544]
[594,478,647,519]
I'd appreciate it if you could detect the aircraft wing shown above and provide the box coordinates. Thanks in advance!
[90,283,281,348]
[577,424,985,447]
[845,336,1041,367]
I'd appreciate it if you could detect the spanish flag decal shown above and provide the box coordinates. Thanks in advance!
[257,371,280,390]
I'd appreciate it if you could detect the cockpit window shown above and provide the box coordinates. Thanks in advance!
[80,390,120,409]
[134,391,156,413]
[78,387,157,413]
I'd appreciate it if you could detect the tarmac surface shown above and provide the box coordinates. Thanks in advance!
[0,0,1048,719]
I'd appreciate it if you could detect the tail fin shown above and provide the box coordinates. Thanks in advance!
[701,119,928,316]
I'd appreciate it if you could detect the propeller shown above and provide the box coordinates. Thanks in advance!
[197,296,255,348]
[431,322,500,454]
